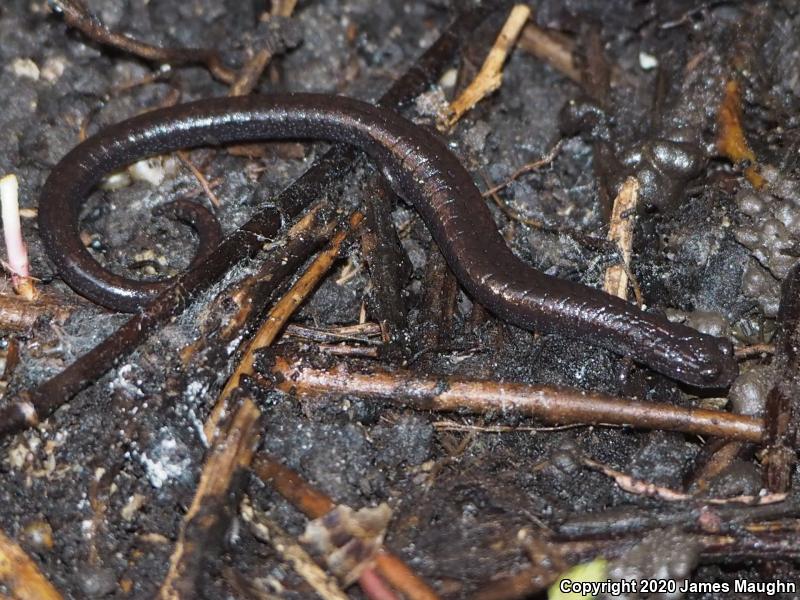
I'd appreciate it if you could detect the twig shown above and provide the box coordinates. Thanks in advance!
[205,212,364,441]
[0,291,75,331]
[517,23,580,83]
[439,4,531,130]
[717,79,764,188]
[578,455,786,505]
[603,177,639,301]
[271,0,299,17]
[263,355,764,442]
[176,152,221,208]
[432,420,615,434]
[50,0,238,83]
[0,528,63,600]
[481,141,563,197]
[0,175,36,300]
[316,344,381,358]
[734,342,774,358]
[285,322,383,345]
[251,456,441,600]
[228,48,274,96]
[683,439,748,494]
[159,397,262,599]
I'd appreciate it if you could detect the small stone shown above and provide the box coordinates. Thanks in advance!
[638,51,658,70]
[10,58,40,80]
[40,56,66,83]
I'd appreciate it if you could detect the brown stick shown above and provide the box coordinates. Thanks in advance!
[228,48,274,96]
[51,0,238,83]
[158,398,262,599]
[717,79,764,188]
[0,528,63,600]
[264,356,764,442]
[251,456,441,600]
[0,292,74,331]
[517,23,580,83]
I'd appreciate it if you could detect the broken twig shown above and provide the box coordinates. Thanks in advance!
[159,397,262,599]
[440,4,530,130]
[0,528,62,600]
[603,177,639,301]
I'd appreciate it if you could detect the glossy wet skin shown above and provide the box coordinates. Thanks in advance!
[37,93,738,388]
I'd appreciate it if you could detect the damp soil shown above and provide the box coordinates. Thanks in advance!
[0,1,799,599]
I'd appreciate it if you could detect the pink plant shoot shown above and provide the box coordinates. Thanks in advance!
[0,174,35,300]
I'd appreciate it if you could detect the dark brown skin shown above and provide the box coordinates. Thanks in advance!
[37,93,738,388]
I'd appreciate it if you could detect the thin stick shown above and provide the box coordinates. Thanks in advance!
[517,23,580,83]
[603,177,639,301]
[481,141,563,197]
[578,455,786,505]
[440,4,531,130]
[717,79,764,188]
[50,0,238,83]
[264,356,764,442]
[159,398,262,599]
[0,528,63,600]
[229,47,273,97]
[176,152,221,208]
[205,212,365,441]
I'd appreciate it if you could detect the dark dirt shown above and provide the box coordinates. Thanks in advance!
[1,0,799,599]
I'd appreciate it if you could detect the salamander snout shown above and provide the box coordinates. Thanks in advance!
[684,336,738,389]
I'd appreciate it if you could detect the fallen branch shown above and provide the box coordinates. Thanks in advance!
[159,397,262,599]
[262,355,764,442]
[0,528,62,600]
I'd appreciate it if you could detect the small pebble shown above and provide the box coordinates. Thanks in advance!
[10,58,39,80]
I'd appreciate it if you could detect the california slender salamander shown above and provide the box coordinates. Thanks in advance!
[38,93,737,388]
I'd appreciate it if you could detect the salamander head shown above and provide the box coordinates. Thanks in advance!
[659,334,738,389]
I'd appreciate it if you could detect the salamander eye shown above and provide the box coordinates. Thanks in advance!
[699,363,722,382]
